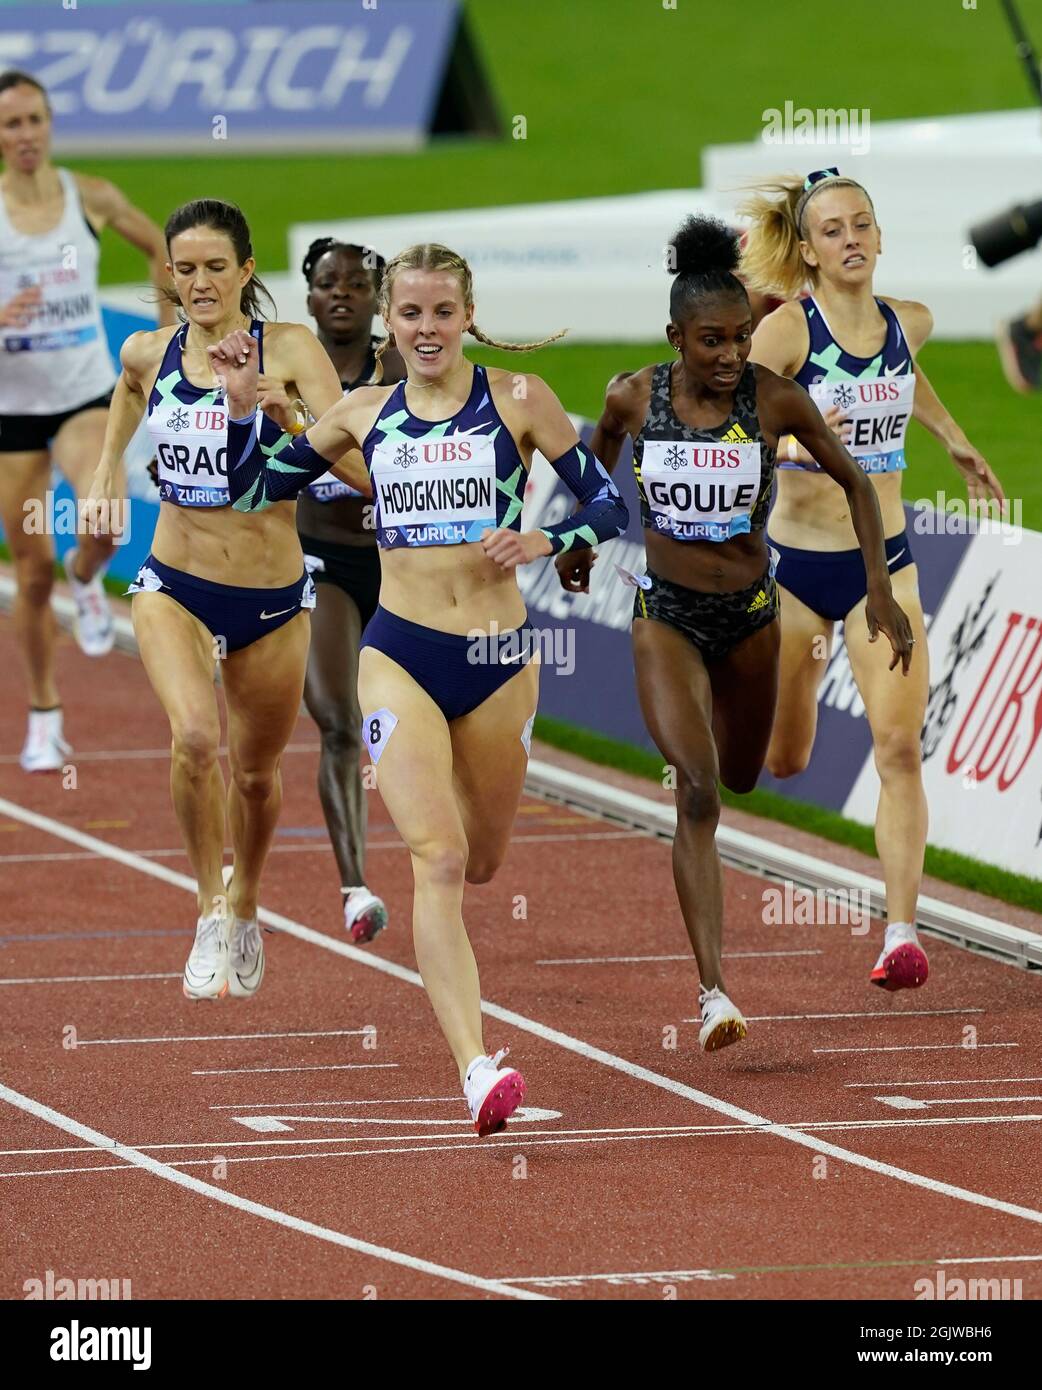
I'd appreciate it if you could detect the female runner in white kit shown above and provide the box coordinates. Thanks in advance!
[0,70,172,770]
[87,198,360,1003]
[211,243,630,1136]
[743,169,1003,990]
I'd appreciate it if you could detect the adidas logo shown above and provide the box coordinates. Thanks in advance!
[721,422,752,444]
[746,588,769,613]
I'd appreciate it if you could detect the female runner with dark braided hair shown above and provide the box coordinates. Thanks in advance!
[557,215,914,1051]
[259,238,405,943]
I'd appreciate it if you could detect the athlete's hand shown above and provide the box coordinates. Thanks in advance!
[947,434,1005,507]
[480,528,553,569]
[822,404,852,444]
[206,329,258,416]
[555,548,596,593]
[865,585,916,675]
[0,284,42,327]
[256,376,301,435]
[80,472,126,541]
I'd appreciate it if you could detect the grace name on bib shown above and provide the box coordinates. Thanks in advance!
[152,403,230,507]
[641,440,762,541]
[811,374,915,472]
[372,434,496,546]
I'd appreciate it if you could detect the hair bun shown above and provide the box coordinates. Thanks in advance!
[669,215,740,278]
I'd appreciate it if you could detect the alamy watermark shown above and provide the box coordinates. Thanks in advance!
[467,620,575,676]
[761,880,871,935]
[761,101,871,156]
[22,492,129,542]
[911,493,1022,546]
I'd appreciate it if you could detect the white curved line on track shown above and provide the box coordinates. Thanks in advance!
[2,793,1041,1235]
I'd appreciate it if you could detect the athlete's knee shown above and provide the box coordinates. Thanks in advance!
[231,762,278,802]
[316,712,362,761]
[873,725,922,781]
[465,846,505,885]
[674,769,721,827]
[13,552,53,607]
[413,839,468,887]
[766,743,811,779]
[171,724,220,780]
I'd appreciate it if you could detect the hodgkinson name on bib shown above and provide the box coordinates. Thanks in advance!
[641,440,762,541]
[371,435,496,545]
[810,375,915,471]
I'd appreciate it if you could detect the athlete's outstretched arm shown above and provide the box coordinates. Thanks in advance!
[82,332,150,537]
[208,328,367,509]
[911,361,1004,505]
[759,367,915,673]
[481,374,629,570]
[77,175,177,328]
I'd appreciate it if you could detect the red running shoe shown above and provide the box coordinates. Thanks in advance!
[871,923,929,992]
[464,1048,527,1137]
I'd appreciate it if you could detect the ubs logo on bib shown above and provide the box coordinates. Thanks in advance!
[393,444,417,469]
[832,384,857,410]
[167,408,190,432]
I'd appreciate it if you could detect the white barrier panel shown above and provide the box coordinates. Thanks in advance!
[844,526,1042,881]
[286,190,730,342]
[703,108,1042,338]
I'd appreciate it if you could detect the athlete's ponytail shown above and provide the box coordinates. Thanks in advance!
[372,243,567,383]
[667,215,748,321]
[162,199,277,321]
[739,172,875,299]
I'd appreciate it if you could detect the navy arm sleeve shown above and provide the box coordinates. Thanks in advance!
[537,442,629,554]
[226,413,337,512]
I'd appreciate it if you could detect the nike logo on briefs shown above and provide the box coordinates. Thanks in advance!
[500,647,533,665]
[260,606,296,620]
[886,548,906,568]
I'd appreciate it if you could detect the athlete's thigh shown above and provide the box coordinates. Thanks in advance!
[357,646,466,853]
[631,617,717,778]
[707,618,779,790]
[768,583,834,760]
[843,564,930,740]
[303,582,363,727]
[131,591,221,738]
[449,659,539,846]
[221,611,311,766]
[0,451,54,563]
[50,409,121,495]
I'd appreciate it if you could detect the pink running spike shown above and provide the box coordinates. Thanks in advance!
[870,942,929,992]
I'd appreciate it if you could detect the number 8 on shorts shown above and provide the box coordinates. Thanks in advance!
[362,708,399,765]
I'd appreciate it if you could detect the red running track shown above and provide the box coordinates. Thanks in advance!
[1,609,1041,1301]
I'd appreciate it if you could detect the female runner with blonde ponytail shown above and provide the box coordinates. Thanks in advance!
[743,169,1003,991]
[210,243,630,1135]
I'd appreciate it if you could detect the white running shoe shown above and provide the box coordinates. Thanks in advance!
[19,708,72,773]
[64,547,115,657]
[698,986,747,1052]
[463,1047,527,1137]
[183,910,229,1000]
[228,914,265,998]
[343,887,388,944]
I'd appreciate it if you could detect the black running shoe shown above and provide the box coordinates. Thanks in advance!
[997,314,1042,394]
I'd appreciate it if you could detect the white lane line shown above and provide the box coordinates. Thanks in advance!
[536,950,822,966]
[939,1254,1042,1267]
[499,1268,735,1287]
[194,1064,399,1077]
[0,1081,548,1301]
[877,1095,1042,1111]
[847,1076,1042,1089]
[815,1044,1019,1054]
[0,830,641,867]
[2,792,1041,1230]
[5,1113,1042,1172]
[77,1029,369,1048]
[210,1096,460,1109]
[729,1008,983,1024]
[0,743,321,765]
[228,1110,562,1129]
[0,972,180,986]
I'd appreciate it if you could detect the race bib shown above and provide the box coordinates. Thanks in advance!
[151,398,233,508]
[810,374,914,474]
[640,440,762,542]
[371,433,496,547]
[0,262,99,355]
